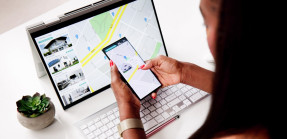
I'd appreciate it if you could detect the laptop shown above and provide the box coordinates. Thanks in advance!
[26,0,209,138]
[27,0,168,109]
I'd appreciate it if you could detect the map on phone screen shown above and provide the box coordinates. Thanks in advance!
[104,37,161,99]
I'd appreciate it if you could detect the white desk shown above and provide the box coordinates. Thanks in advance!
[0,0,213,138]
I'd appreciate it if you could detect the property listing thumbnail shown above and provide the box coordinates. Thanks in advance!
[41,35,72,57]
[61,83,90,106]
[47,50,79,74]
[54,69,85,91]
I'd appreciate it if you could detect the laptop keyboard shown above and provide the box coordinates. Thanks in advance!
[75,83,209,139]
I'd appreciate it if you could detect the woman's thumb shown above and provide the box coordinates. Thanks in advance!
[110,61,120,82]
[142,60,153,70]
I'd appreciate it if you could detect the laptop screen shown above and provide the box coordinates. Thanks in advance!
[30,0,167,109]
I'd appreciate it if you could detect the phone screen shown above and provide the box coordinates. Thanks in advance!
[103,37,162,99]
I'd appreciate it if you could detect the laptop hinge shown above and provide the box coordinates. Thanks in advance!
[44,17,61,27]
[26,21,45,31]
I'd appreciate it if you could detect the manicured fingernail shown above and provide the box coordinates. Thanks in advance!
[138,65,145,69]
[152,93,156,99]
[109,60,114,67]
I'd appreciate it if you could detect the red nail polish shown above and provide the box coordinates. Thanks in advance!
[109,60,112,67]
[138,65,145,69]
[152,93,157,99]
[111,60,114,66]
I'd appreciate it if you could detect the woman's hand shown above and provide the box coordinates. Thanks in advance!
[142,55,183,88]
[110,61,141,121]
[110,60,146,138]
[141,55,184,99]
[142,55,214,94]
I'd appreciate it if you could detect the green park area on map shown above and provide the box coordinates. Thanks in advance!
[150,42,162,59]
[89,12,114,40]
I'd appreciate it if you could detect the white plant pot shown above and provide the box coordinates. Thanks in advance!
[17,101,55,130]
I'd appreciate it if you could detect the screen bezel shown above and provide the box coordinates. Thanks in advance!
[30,0,168,109]
[102,37,162,100]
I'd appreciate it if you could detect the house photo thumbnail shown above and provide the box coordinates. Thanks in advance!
[54,69,85,91]
[61,84,90,106]
[48,53,79,74]
[42,36,72,57]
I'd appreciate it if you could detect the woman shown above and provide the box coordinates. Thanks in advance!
[109,0,276,138]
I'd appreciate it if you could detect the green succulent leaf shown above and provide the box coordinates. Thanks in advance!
[30,113,40,118]
[22,95,31,101]
[17,100,28,112]
[33,92,40,97]
[31,106,37,111]
[42,98,50,107]
[40,94,46,99]
[16,100,23,108]
[18,100,30,112]
[32,95,41,105]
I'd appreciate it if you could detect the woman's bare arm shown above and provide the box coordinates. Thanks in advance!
[180,62,214,93]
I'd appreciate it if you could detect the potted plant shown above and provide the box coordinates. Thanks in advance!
[16,92,55,130]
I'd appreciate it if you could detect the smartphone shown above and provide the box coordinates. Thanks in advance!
[103,37,162,100]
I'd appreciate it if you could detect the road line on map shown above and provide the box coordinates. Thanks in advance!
[90,86,95,93]
[128,65,139,83]
[80,6,123,64]
[82,4,128,67]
